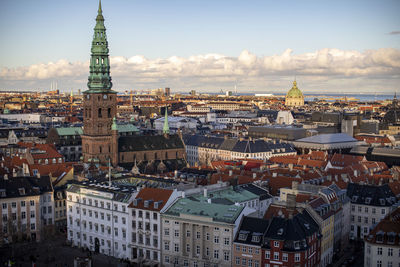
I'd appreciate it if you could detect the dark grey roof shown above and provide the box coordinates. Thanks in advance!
[234,216,270,246]
[237,183,272,201]
[371,147,400,157]
[183,134,296,154]
[118,134,184,152]
[263,210,319,251]
[346,183,396,207]
[0,176,52,199]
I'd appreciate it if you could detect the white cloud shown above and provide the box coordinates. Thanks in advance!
[1,48,399,92]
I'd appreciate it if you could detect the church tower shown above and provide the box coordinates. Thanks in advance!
[82,0,117,165]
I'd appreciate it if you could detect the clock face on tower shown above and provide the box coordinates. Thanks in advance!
[103,94,107,100]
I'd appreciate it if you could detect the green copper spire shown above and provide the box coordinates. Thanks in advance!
[85,0,113,93]
[163,107,170,134]
[111,117,118,131]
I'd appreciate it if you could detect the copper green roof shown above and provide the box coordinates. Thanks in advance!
[56,127,83,136]
[286,80,303,98]
[165,197,244,224]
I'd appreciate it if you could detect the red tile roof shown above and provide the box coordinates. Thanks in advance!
[129,188,173,211]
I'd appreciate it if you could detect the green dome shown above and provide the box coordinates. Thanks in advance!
[286,81,303,98]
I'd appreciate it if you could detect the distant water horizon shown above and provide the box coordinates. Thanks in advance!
[206,92,395,102]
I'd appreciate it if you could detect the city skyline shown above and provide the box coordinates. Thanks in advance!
[0,0,399,93]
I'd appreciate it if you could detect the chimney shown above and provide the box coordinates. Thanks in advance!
[287,193,296,210]
[292,181,299,190]
[288,163,293,171]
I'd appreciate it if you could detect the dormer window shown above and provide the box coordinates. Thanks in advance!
[18,188,25,196]
[238,232,248,241]
[251,235,261,243]
[277,228,284,236]
[376,231,384,243]
[379,199,385,206]
[387,232,395,244]
[294,241,300,249]
[0,189,6,197]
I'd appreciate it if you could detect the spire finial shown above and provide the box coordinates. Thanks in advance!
[98,0,102,14]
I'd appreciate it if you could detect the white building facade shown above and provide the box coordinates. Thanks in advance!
[66,183,135,259]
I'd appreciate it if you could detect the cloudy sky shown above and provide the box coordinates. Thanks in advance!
[0,0,399,94]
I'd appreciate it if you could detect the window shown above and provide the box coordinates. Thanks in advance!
[295,253,300,262]
[21,212,26,219]
[224,237,230,245]
[214,236,219,244]
[30,200,34,206]
[30,211,35,218]
[381,209,386,215]
[196,245,200,255]
[213,250,219,259]
[30,223,35,230]
[164,228,169,236]
[242,246,246,253]
[236,257,240,265]
[377,260,382,267]
[274,252,279,260]
[377,247,382,255]
[21,201,25,207]
[242,258,247,266]
[283,253,288,262]
[274,241,279,247]
[174,230,179,237]
[224,251,229,261]
[164,242,169,250]
[197,231,200,239]
[265,251,270,259]
[174,243,179,252]
[186,244,190,253]
[388,248,393,256]
[206,233,210,240]
[186,230,191,237]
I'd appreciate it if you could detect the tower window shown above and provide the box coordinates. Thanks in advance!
[96,58,99,64]
[102,58,104,64]
[99,146,102,153]
[108,108,111,118]
[89,108,91,118]
[98,108,102,118]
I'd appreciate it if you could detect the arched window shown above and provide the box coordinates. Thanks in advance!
[99,146,102,153]
[102,58,104,64]
[108,108,111,118]
[88,108,91,118]
[85,144,89,152]
[98,108,102,118]
[96,58,99,64]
